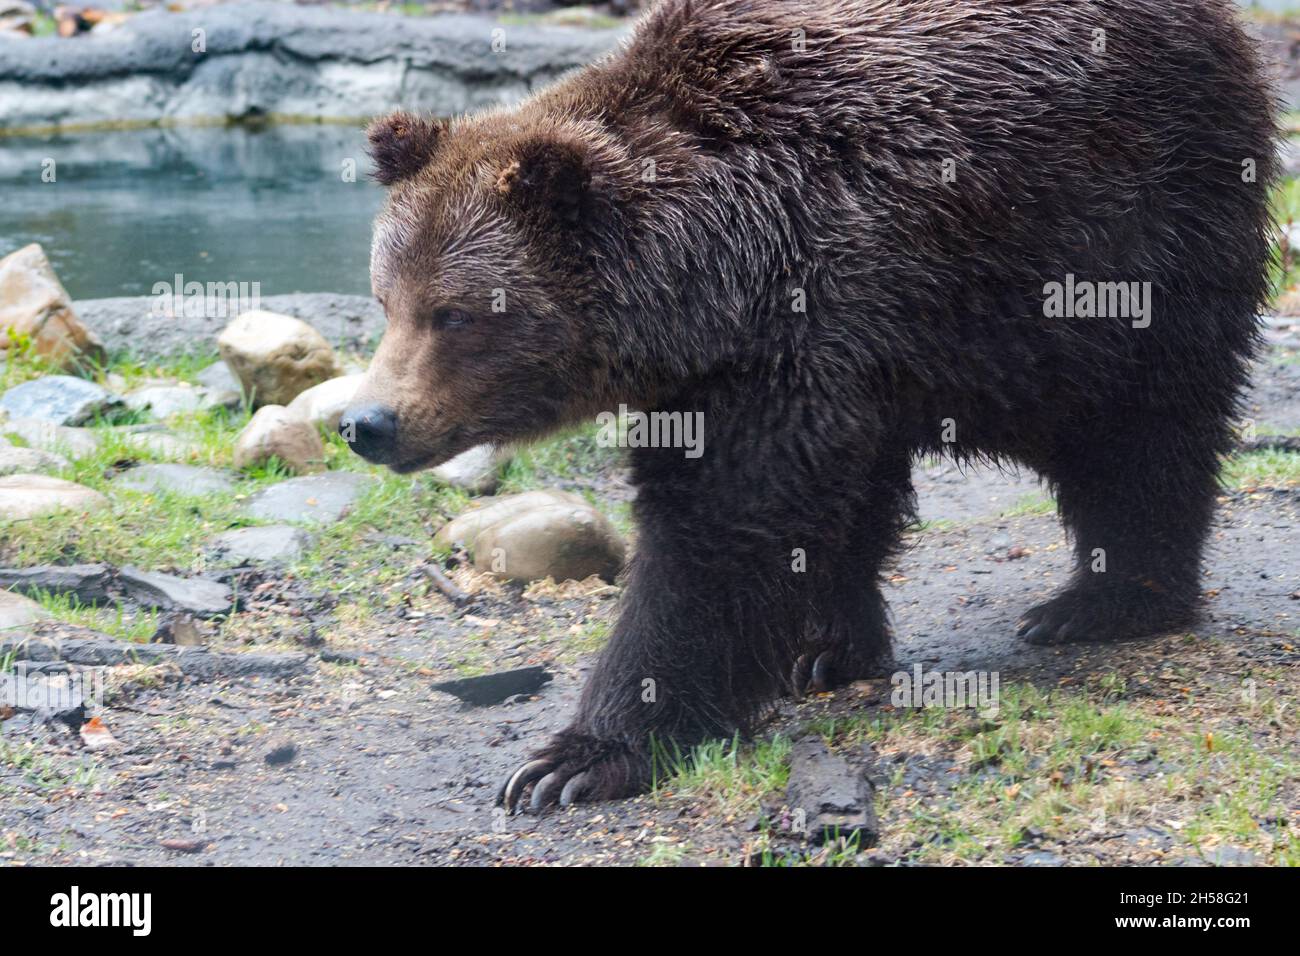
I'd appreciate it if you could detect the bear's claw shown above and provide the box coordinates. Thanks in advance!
[498,758,553,812]
[791,652,839,697]
[498,733,645,814]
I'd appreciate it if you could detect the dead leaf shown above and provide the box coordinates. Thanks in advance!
[80,716,119,751]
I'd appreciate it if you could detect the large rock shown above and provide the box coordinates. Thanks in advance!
[434,490,587,549]
[112,463,236,496]
[217,310,343,407]
[285,373,363,432]
[0,445,68,476]
[241,472,375,525]
[0,244,106,373]
[0,375,121,425]
[232,405,326,473]
[0,5,627,133]
[118,567,233,617]
[0,474,107,520]
[436,490,624,583]
[0,589,49,631]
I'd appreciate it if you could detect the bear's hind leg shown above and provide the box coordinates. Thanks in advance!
[792,446,914,693]
[1018,409,1225,645]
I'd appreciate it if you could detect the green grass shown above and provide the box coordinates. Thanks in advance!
[657,734,793,817]
[28,590,159,643]
[0,740,101,793]
[496,422,616,494]
[803,678,1298,865]
[1223,449,1300,488]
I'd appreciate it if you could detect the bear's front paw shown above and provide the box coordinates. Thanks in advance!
[790,646,894,697]
[497,729,652,814]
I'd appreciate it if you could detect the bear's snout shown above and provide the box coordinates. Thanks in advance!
[339,403,398,463]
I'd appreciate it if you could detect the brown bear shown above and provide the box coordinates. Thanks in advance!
[340,0,1278,812]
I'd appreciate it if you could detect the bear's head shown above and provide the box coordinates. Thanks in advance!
[340,109,635,472]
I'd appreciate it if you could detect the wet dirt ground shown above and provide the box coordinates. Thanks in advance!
[2,343,1298,867]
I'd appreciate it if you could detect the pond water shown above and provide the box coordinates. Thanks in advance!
[0,124,384,300]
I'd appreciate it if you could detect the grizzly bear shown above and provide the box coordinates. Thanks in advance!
[340,0,1278,812]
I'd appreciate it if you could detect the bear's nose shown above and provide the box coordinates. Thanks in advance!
[339,403,398,462]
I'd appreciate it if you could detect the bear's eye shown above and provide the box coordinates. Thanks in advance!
[432,308,473,330]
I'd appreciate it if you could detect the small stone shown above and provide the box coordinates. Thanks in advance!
[0,375,122,426]
[195,361,244,409]
[0,417,99,459]
[0,589,50,630]
[264,741,298,766]
[118,567,234,618]
[0,474,107,520]
[217,310,343,407]
[0,564,112,604]
[0,243,106,373]
[431,665,553,707]
[204,525,309,566]
[432,443,503,495]
[152,614,205,647]
[158,837,206,854]
[242,472,375,525]
[123,384,209,420]
[233,405,325,473]
[113,463,236,496]
[285,373,364,432]
[785,737,878,847]
[1021,850,1066,867]
[0,445,68,476]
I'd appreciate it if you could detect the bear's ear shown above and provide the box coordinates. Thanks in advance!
[494,134,594,225]
[367,112,445,186]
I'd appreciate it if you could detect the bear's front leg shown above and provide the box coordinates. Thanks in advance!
[499,535,804,811]
[500,428,875,813]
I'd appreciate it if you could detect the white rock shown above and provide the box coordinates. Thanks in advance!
[232,405,325,473]
[0,417,100,459]
[217,311,342,407]
[0,474,107,520]
[285,373,363,432]
[432,444,503,495]
[0,445,69,476]
[0,589,49,631]
[124,383,210,419]
[196,361,244,409]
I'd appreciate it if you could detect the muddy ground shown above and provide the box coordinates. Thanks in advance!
[2,339,1298,867]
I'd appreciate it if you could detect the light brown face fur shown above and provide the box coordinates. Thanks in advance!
[347,112,619,472]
